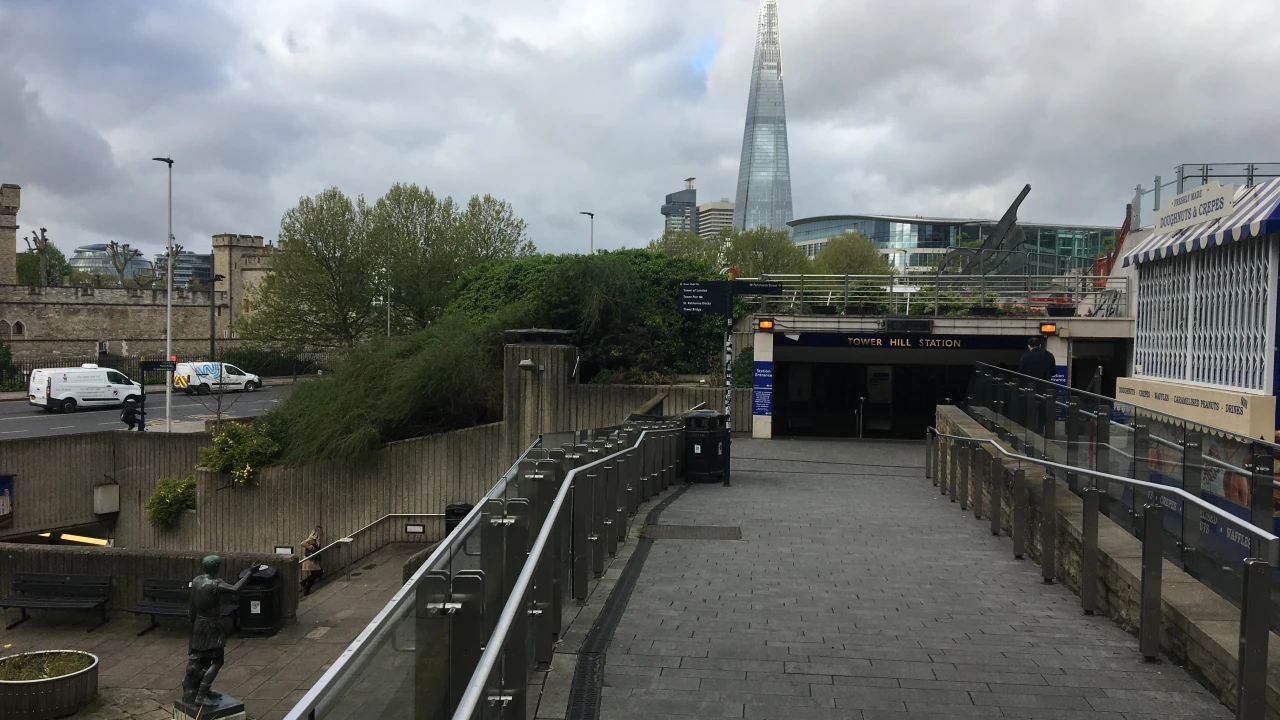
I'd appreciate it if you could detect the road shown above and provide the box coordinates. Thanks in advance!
[0,385,291,438]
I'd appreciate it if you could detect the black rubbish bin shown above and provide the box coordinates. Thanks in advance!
[445,503,474,535]
[684,410,729,483]
[237,565,281,636]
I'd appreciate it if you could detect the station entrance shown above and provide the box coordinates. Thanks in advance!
[767,334,1029,440]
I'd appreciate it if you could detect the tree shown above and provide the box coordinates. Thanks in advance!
[16,231,71,286]
[722,227,810,278]
[106,241,144,285]
[813,232,893,275]
[238,187,380,349]
[647,229,724,266]
[372,184,535,331]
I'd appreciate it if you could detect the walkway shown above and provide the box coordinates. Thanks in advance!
[599,439,1230,720]
[1,543,422,720]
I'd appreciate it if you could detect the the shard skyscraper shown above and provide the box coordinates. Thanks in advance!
[733,0,793,231]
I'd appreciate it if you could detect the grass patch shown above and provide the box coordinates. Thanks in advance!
[0,651,93,681]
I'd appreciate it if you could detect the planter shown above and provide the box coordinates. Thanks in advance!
[0,650,99,720]
[843,304,881,316]
[1046,305,1077,317]
[966,306,999,317]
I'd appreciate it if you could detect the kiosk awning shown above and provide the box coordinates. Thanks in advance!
[1122,177,1280,266]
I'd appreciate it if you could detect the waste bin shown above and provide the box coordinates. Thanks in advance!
[237,565,281,636]
[445,503,474,535]
[684,410,729,483]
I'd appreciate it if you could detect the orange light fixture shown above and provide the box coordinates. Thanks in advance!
[757,318,775,331]
[1039,323,1058,335]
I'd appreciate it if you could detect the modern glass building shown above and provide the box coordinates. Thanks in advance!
[660,179,698,235]
[153,250,214,288]
[789,214,1117,274]
[733,0,793,232]
[68,244,153,280]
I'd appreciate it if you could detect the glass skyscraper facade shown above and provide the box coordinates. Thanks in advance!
[733,0,793,232]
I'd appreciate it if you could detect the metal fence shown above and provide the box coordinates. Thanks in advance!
[962,363,1280,638]
[283,418,685,720]
[737,274,1128,318]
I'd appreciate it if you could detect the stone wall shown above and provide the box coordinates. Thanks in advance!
[0,284,232,360]
[935,406,1280,719]
[0,544,299,621]
[0,184,17,286]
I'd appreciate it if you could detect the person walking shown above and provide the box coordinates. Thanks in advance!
[1018,336,1056,381]
[300,527,323,596]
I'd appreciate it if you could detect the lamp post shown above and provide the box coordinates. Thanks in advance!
[578,211,594,254]
[152,157,174,432]
[209,274,225,359]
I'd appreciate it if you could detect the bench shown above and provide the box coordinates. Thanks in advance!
[128,578,239,637]
[0,572,110,632]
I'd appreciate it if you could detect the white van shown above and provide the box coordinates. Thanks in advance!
[174,362,261,395]
[29,365,143,413]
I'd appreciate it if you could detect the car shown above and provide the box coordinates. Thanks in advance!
[29,365,143,413]
[174,362,262,395]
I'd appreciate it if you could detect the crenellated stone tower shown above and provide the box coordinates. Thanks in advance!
[0,184,19,285]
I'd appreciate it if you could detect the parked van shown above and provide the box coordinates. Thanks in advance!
[174,362,261,395]
[29,365,143,413]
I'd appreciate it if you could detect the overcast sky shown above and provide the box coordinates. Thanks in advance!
[3,0,1280,259]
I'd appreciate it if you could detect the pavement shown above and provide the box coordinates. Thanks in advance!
[0,543,422,720]
[591,438,1231,720]
[0,382,294,438]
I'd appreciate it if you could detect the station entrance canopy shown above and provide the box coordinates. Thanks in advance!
[1123,177,1280,266]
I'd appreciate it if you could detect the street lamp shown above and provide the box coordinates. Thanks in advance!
[152,157,174,433]
[209,274,226,359]
[578,211,594,254]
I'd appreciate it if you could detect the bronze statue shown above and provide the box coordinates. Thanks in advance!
[182,556,259,706]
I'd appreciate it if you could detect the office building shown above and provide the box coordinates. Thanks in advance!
[153,250,213,288]
[697,201,735,239]
[68,244,153,280]
[661,178,699,235]
[733,0,793,231]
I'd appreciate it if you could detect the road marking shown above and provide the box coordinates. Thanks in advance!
[51,426,73,429]
[99,422,120,426]
[0,429,29,434]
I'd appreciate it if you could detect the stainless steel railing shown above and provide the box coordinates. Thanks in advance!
[925,426,1274,720]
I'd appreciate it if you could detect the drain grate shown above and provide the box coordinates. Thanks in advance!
[643,525,741,540]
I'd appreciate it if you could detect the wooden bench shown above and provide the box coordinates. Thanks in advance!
[127,578,239,636]
[0,572,110,631]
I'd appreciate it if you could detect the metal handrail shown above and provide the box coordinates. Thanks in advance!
[1203,454,1253,478]
[450,425,678,720]
[1149,435,1183,453]
[977,362,1280,451]
[928,427,1280,564]
[282,437,546,720]
[304,512,446,565]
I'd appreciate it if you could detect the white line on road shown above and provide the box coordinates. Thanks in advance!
[51,426,73,429]
[0,429,29,434]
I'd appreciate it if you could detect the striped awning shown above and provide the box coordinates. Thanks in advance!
[1122,177,1280,266]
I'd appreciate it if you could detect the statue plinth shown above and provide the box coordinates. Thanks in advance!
[173,694,245,720]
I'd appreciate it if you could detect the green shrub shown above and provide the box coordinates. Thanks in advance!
[145,473,197,528]
[200,422,281,484]
[0,339,19,392]
[262,313,503,464]
[221,346,320,377]
[731,347,755,388]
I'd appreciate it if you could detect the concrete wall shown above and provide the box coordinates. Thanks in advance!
[0,544,299,621]
[567,384,751,432]
[935,406,1280,718]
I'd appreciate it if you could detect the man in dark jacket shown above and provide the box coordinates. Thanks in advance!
[1018,336,1056,381]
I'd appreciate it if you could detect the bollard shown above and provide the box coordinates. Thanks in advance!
[1139,504,1162,661]
[1012,468,1027,559]
[990,462,1003,536]
[1040,475,1056,583]
[972,449,984,520]
[1081,487,1099,614]
[1237,558,1270,720]
[959,444,969,511]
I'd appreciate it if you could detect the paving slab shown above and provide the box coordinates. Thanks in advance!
[599,438,1232,719]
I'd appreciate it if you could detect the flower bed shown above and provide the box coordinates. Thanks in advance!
[0,650,99,720]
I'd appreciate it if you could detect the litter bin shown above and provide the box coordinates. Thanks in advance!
[684,410,729,483]
[445,503,474,535]
[237,565,281,636]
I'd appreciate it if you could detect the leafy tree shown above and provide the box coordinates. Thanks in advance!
[813,231,894,275]
[373,184,535,331]
[239,187,380,349]
[17,230,72,286]
[722,227,810,278]
[648,229,724,266]
[449,250,723,382]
